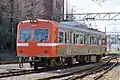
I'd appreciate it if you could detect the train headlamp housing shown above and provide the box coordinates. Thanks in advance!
[30,19,38,24]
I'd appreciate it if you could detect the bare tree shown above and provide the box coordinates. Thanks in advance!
[20,0,46,19]
[0,0,22,22]
[0,0,22,50]
[0,0,47,51]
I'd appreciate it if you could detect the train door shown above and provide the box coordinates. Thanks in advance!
[66,31,73,55]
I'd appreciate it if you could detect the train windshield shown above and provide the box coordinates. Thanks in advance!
[34,29,49,41]
[20,29,32,41]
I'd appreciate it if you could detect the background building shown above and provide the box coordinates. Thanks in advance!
[43,0,64,21]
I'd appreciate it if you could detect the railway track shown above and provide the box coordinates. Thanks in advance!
[0,54,117,79]
[37,54,118,80]
[93,56,118,80]
[0,61,28,65]
[0,60,92,78]
[0,61,19,65]
[67,57,118,80]
[0,68,46,78]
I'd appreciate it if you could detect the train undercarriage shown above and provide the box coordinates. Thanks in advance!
[18,54,104,70]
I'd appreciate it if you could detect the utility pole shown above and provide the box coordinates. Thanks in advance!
[30,0,33,19]
[0,0,2,23]
[117,33,119,51]
[66,0,68,19]
[105,26,107,46]
[71,6,74,21]
[108,34,111,53]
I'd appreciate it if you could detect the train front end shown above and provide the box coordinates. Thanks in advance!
[16,19,58,68]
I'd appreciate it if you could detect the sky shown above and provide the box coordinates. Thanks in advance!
[67,0,120,32]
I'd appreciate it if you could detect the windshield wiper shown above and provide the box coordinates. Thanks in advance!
[39,36,47,42]
[39,38,44,42]
[25,33,30,42]
[25,38,29,42]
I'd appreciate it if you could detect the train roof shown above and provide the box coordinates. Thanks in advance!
[21,19,55,23]
[19,19,105,36]
[59,21,105,36]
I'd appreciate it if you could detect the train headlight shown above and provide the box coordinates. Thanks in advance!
[30,19,37,23]
[30,19,34,23]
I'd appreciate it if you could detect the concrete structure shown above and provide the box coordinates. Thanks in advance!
[40,0,64,21]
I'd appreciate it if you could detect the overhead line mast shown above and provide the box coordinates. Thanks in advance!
[66,0,69,19]
[63,12,120,21]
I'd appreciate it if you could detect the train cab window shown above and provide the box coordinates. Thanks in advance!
[80,35,84,44]
[75,34,79,44]
[20,29,32,41]
[34,29,48,41]
[59,32,64,43]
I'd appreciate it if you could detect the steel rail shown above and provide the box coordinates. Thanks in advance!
[0,68,46,78]
[38,55,117,80]
[93,57,118,80]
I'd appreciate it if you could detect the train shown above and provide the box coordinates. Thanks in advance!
[16,19,107,69]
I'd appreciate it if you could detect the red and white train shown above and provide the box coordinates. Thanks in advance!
[16,19,107,69]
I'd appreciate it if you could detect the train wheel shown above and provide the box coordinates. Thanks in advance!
[33,62,38,70]
[30,61,34,68]
[50,58,57,68]
[96,55,101,62]
[67,57,72,66]
[19,63,23,68]
[18,57,23,68]
[60,57,66,67]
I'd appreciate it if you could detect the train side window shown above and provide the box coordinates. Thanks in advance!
[73,33,76,44]
[76,34,79,44]
[102,38,105,45]
[97,38,99,45]
[90,36,92,45]
[70,32,72,43]
[59,32,64,43]
[65,32,67,43]
[94,37,97,45]
[84,34,89,45]
[80,35,83,44]
[91,36,95,45]
[99,38,102,45]
[90,36,93,45]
